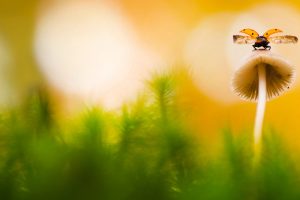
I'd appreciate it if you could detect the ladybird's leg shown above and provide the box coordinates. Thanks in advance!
[252,44,257,50]
[262,43,271,50]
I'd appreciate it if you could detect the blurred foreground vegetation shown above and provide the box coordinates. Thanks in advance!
[0,74,299,200]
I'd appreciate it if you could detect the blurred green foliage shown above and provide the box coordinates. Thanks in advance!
[0,74,299,200]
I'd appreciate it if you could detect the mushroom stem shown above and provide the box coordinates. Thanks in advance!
[254,64,267,144]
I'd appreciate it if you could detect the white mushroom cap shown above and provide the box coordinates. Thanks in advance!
[232,50,295,101]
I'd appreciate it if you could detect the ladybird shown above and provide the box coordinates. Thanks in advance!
[233,28,298,50]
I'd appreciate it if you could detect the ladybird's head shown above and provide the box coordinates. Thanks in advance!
[256,36,268,42]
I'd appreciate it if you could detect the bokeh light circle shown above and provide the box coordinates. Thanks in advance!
[184,13,239,104]
[35,1,161,109]
[185,3,300,104]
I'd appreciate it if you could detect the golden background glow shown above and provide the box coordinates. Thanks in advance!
[1,0,300,150]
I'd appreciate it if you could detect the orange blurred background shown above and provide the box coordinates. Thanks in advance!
[1,0,300,151]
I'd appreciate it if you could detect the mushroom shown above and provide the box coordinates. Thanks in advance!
[232,50,295,144]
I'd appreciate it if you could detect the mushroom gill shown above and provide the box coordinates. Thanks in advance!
[232,50,295,101]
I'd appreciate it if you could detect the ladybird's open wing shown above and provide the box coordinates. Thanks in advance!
[269,35,298,44]
[263,28,282,38]
[233,35,256,44]
[240,29,259,38]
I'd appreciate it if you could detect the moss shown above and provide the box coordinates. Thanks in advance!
[0,73,298,200]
